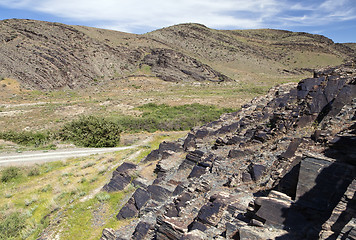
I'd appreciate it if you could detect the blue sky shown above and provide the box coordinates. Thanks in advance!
[0,0,355,43]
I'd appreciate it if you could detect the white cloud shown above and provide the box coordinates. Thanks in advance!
[0,0,355,33]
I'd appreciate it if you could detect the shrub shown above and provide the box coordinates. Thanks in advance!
[28,167,40,177]
[96,192,110,202]
[59,115,121,147]
[0,212,27,239]
[0,131,50,147]
[1,167,22,182]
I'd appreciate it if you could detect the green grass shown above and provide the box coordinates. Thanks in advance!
[0,103,234,149]
[0,132,184,240]
[112,103,235,133]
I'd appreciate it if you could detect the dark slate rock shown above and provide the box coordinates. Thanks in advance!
[142,149,160,163]
[183,133,196,151]
[188,165,206,179]
[296,157,354,211]
[133,188,150,210]
[156,216,187,240]
[116,199,138,220]
[173,184,185,196]
[244,129,255,139]
[297,77,324,99]
[114,162,137,174]
[165,204,179,217]
[225,222,239,240]
[328,84,356,117]
[242,172,253,182]
[216,122,239,135]
[197,200,226,226]
[275,156,302,199]
[185,150,205,164]
[250,164,266,181]
[195,129,210,139]
[102,173,132,192]
[308,88,329,114]
[279,138,302,159]
[255,197,291,226]
[253,131,268,143]
[159,141,183,153]
[296,115,316,128]
[176,193,192,210]
[323,76,347,102]
[147,185,172,202]
[205,119,223,128]
[132,222,154,240]
[228,149,248,158]
[226,135,244,145]
[188,220,208,232]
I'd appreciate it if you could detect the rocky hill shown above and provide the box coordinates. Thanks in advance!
[99,61,356,240]
[0,19,354,90]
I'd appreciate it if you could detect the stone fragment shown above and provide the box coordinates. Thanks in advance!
[279,138,301,159]
[133,188,150,210]
[100,228,116,240]
[254,195,292,226]
[228,149,247,158]
[156,216,188,240]
[242,172,253,182]
[102,162,137,192]
[197,199,226,226]
[188,220,207,232]
[250,164,266,181]
[116,199,138,220]
[147,185,172,202]
[188,165,206,178]
[132,222,154,240]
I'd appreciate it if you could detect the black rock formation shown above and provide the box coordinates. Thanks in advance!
[101,62,356,240]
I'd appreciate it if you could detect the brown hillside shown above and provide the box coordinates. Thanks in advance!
[0,19,354,90]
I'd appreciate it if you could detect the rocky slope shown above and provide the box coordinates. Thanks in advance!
[0,19,354,90]
[0,19,230,89]
[100,62,355,240]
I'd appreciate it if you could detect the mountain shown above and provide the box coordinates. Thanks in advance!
[100,61,356,240]
[0,19,354,90]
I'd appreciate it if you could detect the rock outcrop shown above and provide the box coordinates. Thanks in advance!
[101,62,355,239]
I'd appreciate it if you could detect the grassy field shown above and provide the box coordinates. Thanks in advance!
[0,73,306,134]
[0,131,186,240]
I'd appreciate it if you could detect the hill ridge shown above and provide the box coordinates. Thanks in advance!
[0,18,355,90]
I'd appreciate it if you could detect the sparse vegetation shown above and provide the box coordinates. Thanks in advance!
[1,167,22,182]
[0,211,27,240]
[0,132,184,240]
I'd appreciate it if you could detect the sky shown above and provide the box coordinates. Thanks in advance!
[0,0,355,43]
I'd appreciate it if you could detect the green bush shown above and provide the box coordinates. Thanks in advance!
[0,212,27,239]
[0,131,50,147]
[1,167,22,182]
[59,115,121,147]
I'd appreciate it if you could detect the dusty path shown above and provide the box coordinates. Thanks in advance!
[0,146,135,166]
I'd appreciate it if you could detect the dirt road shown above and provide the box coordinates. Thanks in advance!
[0,146,135,166]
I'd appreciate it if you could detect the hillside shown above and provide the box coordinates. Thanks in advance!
[0,19,354,90]
[146,24,353,77]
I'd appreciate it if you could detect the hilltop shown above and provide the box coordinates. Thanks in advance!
[0,19,354,90]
